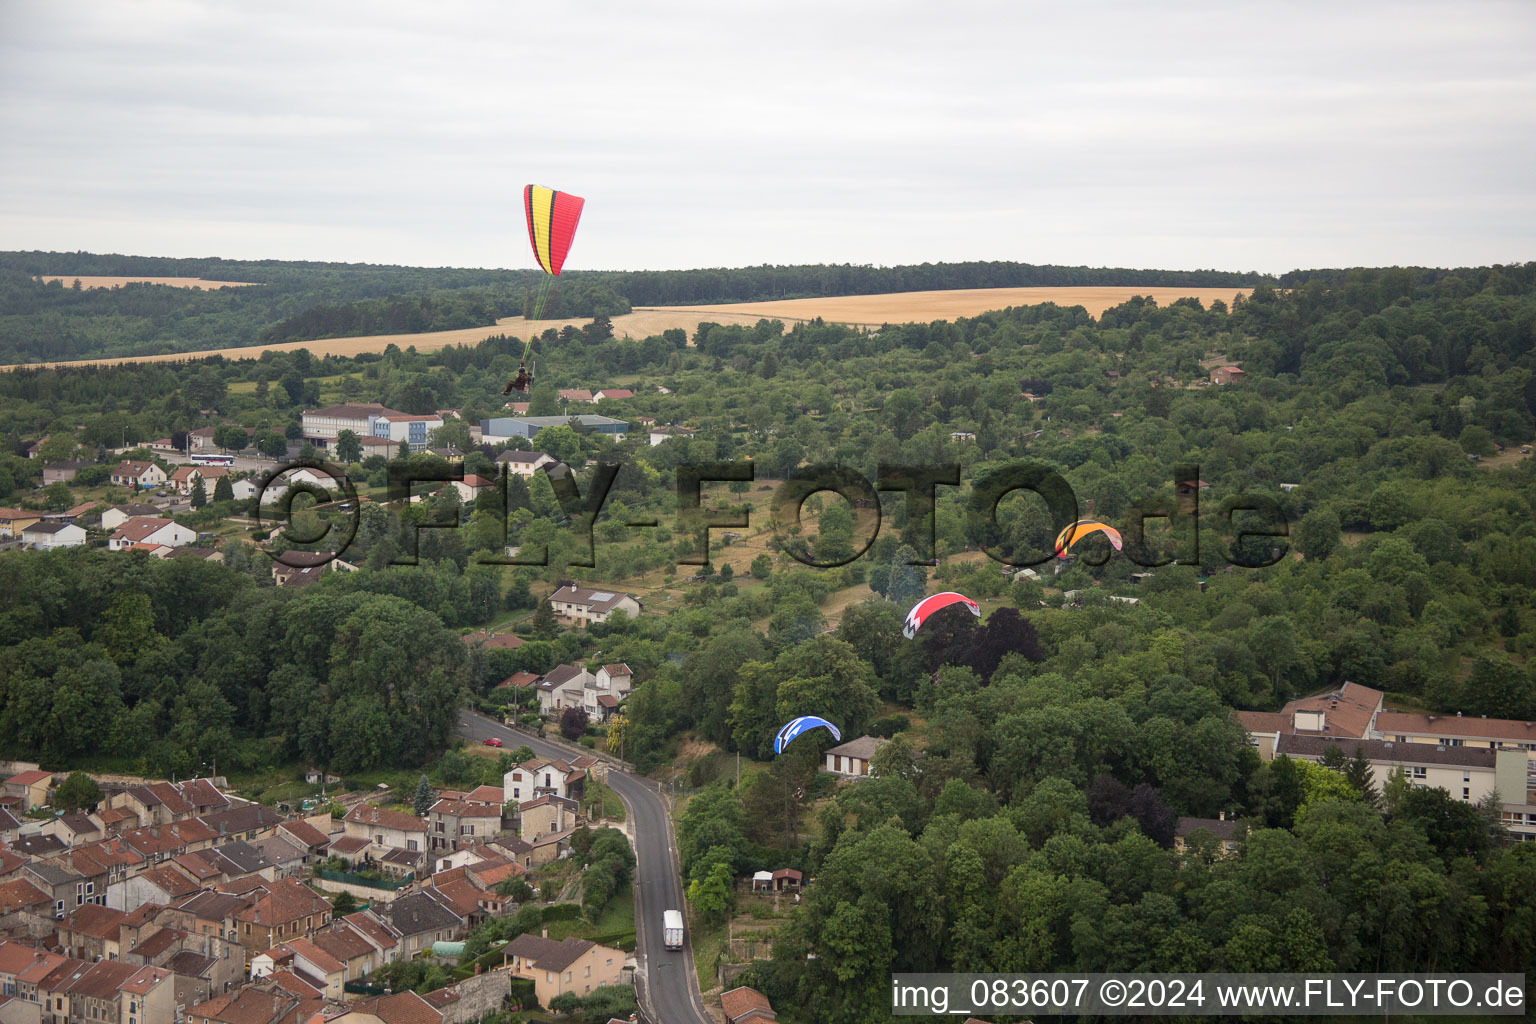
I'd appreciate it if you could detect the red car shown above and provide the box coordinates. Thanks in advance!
[482,738,503,747]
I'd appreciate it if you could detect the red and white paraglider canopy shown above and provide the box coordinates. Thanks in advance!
[902,592,981,639]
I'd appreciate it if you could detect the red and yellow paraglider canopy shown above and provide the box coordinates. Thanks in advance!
[524,184,585,277]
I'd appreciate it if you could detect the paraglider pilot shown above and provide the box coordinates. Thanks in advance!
[502,363,533,395]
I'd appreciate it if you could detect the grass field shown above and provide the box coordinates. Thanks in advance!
[35,275,258,289]
[3,284,1251,371]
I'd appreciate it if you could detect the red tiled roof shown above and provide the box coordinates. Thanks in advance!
[1376,711,1536,744]
[721,985,774,1022]
[345,805,425,834]
[6,770,52,787]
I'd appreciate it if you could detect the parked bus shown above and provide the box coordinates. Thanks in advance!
[190,453,235,466]
[663,909,684,951]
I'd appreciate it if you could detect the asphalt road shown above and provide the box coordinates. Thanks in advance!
[457,710,712,1024]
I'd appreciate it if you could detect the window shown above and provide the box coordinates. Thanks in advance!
[1410,767,1427,779]
[1463,788,1471,800]
[585,965,591,977]
[376,834,384,845]
[565,971,572,982]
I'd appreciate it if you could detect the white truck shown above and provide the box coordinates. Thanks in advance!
[663,909,684,951]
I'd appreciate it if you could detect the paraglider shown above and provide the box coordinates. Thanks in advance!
[503,184,585,395]
[902,592,981,639]
[1053,519,1124,556]
[774,715,841,754]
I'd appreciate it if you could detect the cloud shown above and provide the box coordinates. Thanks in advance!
[1,0,1532,272]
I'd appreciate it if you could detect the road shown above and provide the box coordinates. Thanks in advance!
[458,710,713,1024]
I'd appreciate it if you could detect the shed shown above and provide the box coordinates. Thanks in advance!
[751,871,773,892]
[771,868,802,891]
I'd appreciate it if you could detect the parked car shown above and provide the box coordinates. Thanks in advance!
[483,737,504,747]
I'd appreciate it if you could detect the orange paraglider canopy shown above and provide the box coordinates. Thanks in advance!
[1054,519,1123,555]
[524,184,585,276]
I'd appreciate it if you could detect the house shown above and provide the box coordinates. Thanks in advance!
[186,984,306,1024]
[501,400,531,414]
[1373,711,1536,760]
[21,437,48,459]
[492,450,557,478]
[23,859,87,918]
[771,868,802,891]
[108,517,196,552]
[4,770,53,812]
[100,503,162,531]
[270,552,358,588]
[0,509,43,539]
[462,631,528,657]
[39,812,101,847]
[111,782,195,827]
[721,985,777,1024]
[1173,814,1246,857]
[198,801,283,843]
[343,805,426,855]
[582,663,634,722]
[533,665,593,716]
[58,903,129,960]
[502,934,622,1006]
[168,465,229,497]
[54,501,100,523]
[275,819,333,866]
[1210,365,1245,385]
[502,757,586,804]
[426,446,467,463]
[21,521,87,550]
[372,892,464,959]
[517,796,578,843]
[233,878,333,960]
[328,990,444,1024]
[450,475,498,503]
[547,585,640,628]
[42,461,89,484]
[109,461,167,490]
[230,479,260,502]
[1276,734,1536,841]
[119,964,178,1024]
[269,937,347,1000]
[1235,682,1384,757]
[426,799,502,853]
[557,389,594,404]
[150,438,180,454]
[592,389,634,402]
[823,736,888,778]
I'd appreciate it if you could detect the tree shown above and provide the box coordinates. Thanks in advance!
[42,480,73,512]
[532,599,557,638]
[53,771,102,813]
[413,774,433,817]
[258,431,288,461]
[331,891,358,914]
[336,430,362,464]
[560,706,589,740]
[213,475,234,503]
[213,425,249,452]
[1295,507,1341,560]
[751,553,774,579]
[190,476,207,509]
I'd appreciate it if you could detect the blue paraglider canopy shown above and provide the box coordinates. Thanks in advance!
[774,715,842,755]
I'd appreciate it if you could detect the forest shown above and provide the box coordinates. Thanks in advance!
[2,261,1536,1016]
[0,249,1268,362]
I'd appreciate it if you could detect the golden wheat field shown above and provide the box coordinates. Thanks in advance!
[3,285,1249,371]
[35,275,260,290]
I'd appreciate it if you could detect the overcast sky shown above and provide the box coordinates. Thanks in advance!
[2,1,1533,275]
